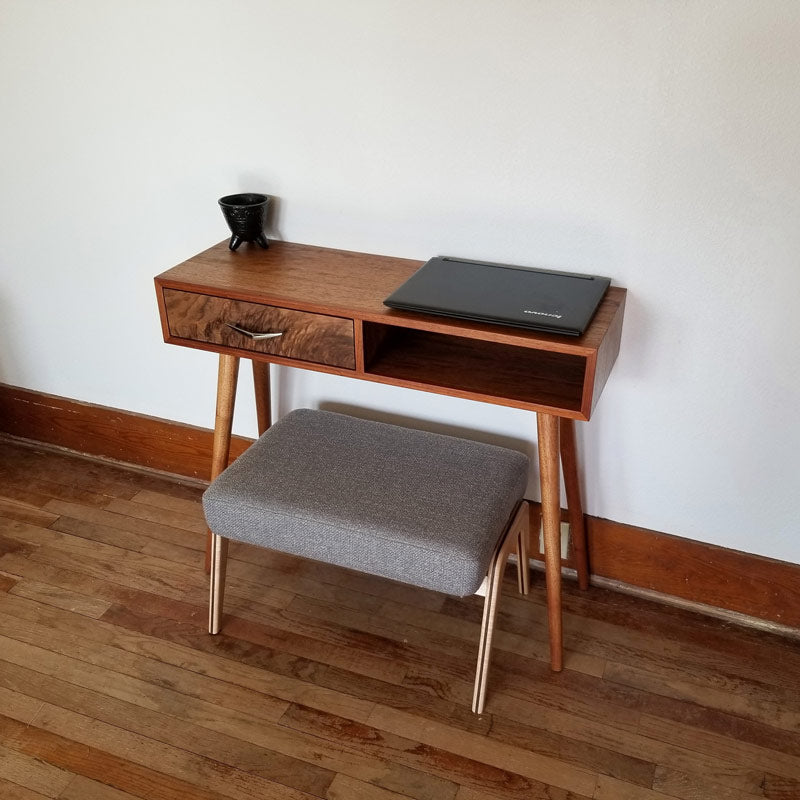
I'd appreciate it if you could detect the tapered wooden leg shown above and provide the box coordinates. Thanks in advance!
[537,412,563,672]
[252,360,271,436]
[473,552,506,714]
[560,417,589,590]
[473,502,527,714]
[204,354,240,573]
[516,502,531,596]
[209,533,229,633]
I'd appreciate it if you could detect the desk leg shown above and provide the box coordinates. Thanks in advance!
[537,412,563,672]
[205,354,240,573]
[252,360,271,436]
[559,418,590,591]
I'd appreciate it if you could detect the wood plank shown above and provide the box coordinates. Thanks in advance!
[282,703,531,799]
[43,500,204,550]
[487,715,655,788]
[9,580,112,618]
[0,591,375,725]
[639,713,800,780]
[34,695,448,800]
[0,617,290,726]
[227,544,447,613]
[365,705,598,797]
[129,489,206,519]
[651,766,764,800]
[3,708,278,800]
[0,777,52,800]
[0,742,74,798]
[0,447,135,507]
[0,554,209,626]
[454,788,591,800]
[486,693,766,795]
[0,530,39,559]
[593,775,676,799]
[413,648,643,735]
[381,594,606,678]
[0,573,18,592]
[96,601,489,735]
[10,543,210,606]
[0,498,59,526]
[59,775,151,800]
[326,773,426,800]
[605,658,800,734]
[489,577,800,696]
[282,594,480,685]
[764,774,800,799]
[0,664,331,797]
[0,685,46,726]
[104,497,206,534]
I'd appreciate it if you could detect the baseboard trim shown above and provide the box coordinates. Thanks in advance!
[2,382,798,631]
[0,383,253,481]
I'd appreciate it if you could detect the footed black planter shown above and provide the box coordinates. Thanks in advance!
[218,193,270,251]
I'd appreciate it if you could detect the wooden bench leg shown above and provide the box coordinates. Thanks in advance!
[209,533,228,633]
[516,502,531,596]
[473,502,528,714]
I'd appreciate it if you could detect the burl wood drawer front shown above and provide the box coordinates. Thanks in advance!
[163,289,356,369]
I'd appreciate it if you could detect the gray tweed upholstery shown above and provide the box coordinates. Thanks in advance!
[202,409,528,596]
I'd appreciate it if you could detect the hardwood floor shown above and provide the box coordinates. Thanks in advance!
[1,437,799,800]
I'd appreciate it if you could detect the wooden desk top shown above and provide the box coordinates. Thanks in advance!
[156,240,626,355]
[156,240,626,419]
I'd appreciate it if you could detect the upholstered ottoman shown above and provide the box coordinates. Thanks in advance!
[203,408,530,713]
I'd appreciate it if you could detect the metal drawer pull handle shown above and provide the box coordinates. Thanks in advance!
[226,323,284,340]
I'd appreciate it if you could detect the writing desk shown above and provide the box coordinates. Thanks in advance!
[155,239,626,670]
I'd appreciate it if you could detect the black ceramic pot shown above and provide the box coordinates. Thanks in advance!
[218,193,270,251]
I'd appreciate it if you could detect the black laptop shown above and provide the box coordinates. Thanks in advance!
[384,256,611,336]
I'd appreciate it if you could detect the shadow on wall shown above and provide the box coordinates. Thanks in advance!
[318,400,534,463]
[232,173,285,242]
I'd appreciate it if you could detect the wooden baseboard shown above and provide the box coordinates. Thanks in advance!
[584,517,800,630]
[2,382,798,630]
[0,383,253,480]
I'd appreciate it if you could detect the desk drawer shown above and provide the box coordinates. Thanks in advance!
[163,289,355,369]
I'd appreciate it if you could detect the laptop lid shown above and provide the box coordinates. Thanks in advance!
[384,256,611,336]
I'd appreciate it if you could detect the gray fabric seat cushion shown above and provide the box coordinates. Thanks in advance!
[202,409,528,596]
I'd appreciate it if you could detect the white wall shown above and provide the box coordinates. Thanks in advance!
[2,1,799,563]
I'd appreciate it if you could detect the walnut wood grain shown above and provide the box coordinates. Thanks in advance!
[162,288,356,369]
[155,240,624,355]
[155,240,626,421]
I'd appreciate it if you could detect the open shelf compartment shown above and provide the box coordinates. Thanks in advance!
[362,322,588,414]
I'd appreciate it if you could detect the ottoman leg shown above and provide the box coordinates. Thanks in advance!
[209,533,229,634]
[472,502,528,714]
[516,501,531,595]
